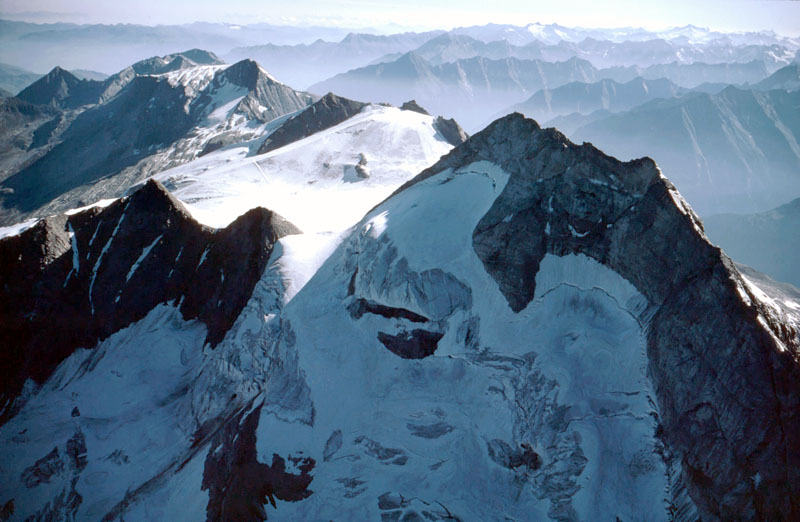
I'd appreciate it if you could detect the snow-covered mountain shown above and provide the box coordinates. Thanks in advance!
[409,32,794,71]
[453,22,800,49]
[1,109,799,521]
[14,50,226,110]
[0,58,315,226]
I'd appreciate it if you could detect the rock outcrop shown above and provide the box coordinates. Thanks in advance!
[432,115,468,146]
[0,179,300,422]
[258,92,366,154]
[399,99,429,115]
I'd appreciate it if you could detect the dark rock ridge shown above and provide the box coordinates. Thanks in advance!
[0,179,300,422]
[0,59,314,224]
[377,330,444,359]
[258,92,366,154]
[397,112,800,520]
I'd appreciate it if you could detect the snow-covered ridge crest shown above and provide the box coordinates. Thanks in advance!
[160,64,229,96]
[154,103,455,231]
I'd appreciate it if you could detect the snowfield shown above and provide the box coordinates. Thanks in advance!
[151,104,453,233]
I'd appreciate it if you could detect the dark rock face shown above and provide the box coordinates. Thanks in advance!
[1,75,195,216]
[399,100,429,115]
[21,447,64,488]
[348,298,429,323]
[202,403,314,521]
[199,59,314,124]
[0,180,300,421]
[377,330,444,359]
[18,429,88,520]
[258,92,366,154]
[0,499,13,521]
[16,67,104,109]
[406,112,800,520]
[432,116,468,146]
[487,439,541,471]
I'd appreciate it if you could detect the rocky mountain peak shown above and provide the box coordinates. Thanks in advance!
[258,92,366,154]
[218,59,263,90]
[402,112,661,204]
[0,179,301,421]
[16,66,101,109]
[124,178,193,218]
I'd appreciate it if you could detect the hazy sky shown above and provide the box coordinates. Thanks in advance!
[2,0,800,36]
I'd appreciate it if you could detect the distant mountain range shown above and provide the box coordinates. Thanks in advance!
[225,30,795,90]
[225,31,443,89]
[2,18,798,87]
[509,77,685,122]
[704,197,800,287]
[556,86,800,215]
[0,63,108,96]
[310,51,777,131]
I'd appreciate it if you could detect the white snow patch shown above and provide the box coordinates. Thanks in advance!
[569,223,590,238]
[197,247,210,267]
[89,202,129,314]
[125,234,162,283]
[0,217,39,239]
[65,198,117,216]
